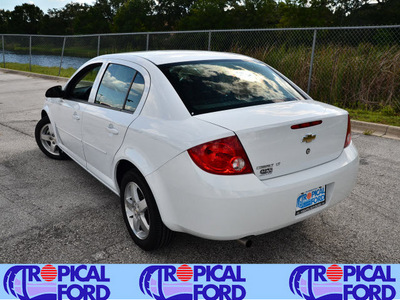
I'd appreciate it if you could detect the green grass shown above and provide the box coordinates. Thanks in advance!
[0,62,76,78]
[346,107,400,127]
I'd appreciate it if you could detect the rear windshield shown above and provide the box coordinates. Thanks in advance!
[159,59,304,115]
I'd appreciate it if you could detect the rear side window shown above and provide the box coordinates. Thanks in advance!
[125,72,144,112]
[159,59,304,115]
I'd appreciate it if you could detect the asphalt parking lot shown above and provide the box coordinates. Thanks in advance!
[1,69,399,264]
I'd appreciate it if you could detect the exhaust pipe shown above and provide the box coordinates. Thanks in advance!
[237,237,253,248]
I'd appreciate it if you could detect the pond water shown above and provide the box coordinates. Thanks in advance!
[1,51,89,69]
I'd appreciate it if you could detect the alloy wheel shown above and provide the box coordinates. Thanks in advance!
[40,124,60,156]
[124,182,150,240]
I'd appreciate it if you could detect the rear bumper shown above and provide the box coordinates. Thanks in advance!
[146,142,359,240]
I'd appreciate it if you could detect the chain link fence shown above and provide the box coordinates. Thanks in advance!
[1,25,400,111]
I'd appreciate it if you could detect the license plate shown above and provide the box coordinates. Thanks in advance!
[295,186,326,215]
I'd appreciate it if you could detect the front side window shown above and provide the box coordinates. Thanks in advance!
[159,59,304,115]
[68,64,102,101]
[95,64,136,110]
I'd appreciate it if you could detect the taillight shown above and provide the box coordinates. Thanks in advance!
[188,136,253,175]
[344,115,351,148]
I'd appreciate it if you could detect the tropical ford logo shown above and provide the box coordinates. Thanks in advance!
[139,265,246,300]
[3,265,110,300]
[289,265,396,300]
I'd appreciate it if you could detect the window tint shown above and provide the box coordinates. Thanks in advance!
[95,64,136,109]
[125,72,145,112]
[159,59,304,115]
[69,64,101,101]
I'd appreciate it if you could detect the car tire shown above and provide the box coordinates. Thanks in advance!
[120,170,173,251]
[35,116,69,160]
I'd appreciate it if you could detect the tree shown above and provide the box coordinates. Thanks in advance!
[91,0,125,30]
[230,0,282,29]
[154,0,196,30]
[177,0,233,30]
[278,0,337,27]
[113,0,155,32]
[0,9,11,33]
[344,0,400,26]
[3,0,398,36]
[72,3,112,34]
[40,1,120,35]
[8,4,43,34]
[331,0,369,15]
[40,8,68,34]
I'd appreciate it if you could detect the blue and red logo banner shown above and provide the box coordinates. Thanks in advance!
[289,264,396,300]
[0,264,399,299]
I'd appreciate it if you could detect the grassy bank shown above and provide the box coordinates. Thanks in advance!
[0,62,76,78]
[347,107,400,127]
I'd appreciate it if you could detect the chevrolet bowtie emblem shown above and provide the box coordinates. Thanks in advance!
[302,134,316,143]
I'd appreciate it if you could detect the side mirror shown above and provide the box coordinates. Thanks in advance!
[45,85,64,98]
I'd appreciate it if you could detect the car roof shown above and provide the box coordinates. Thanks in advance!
[99,50,251,65]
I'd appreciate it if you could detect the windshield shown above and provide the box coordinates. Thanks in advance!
[159,59,305,115]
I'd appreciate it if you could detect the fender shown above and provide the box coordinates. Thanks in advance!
[112,114,234,194]
[41,103,60,142]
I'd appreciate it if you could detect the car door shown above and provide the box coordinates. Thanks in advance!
[50,63,102,166]
[81,61,148,187]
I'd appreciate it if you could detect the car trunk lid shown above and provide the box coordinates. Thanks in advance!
[195,100,348,180]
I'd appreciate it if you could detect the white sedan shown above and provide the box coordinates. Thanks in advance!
[35,50,359,250]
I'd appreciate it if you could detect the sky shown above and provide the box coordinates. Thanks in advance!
[1,0,95,12]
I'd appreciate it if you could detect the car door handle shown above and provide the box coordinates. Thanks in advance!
[107,124,119,135]
[72,112,80,120]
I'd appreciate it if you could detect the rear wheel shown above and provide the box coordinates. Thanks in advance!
[35,116,69,160]
[120,170,173,250]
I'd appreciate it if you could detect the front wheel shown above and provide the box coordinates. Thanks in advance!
[35,116,69,160]
[120,170,173,251]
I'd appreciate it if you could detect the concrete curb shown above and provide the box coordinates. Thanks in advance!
[0,68,69,82]
[351,120,400,140]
